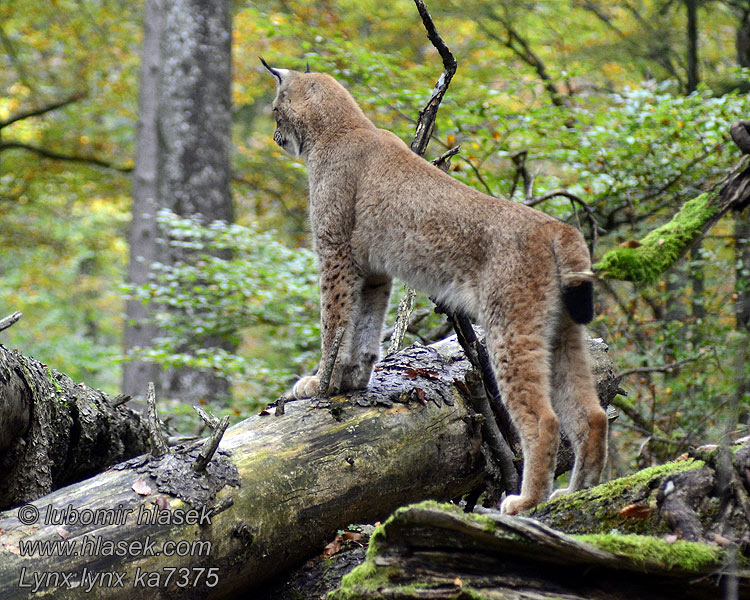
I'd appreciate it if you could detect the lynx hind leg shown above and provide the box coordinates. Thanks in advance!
[548,316,608,500]
[484,306,560,515]
[339,277,392,391]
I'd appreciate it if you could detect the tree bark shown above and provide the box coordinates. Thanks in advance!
[0,345,149,511]
[0,335,619,598]
[122,0,163,408]
[122,0,234,405]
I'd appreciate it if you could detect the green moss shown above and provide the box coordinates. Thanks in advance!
[594,192,717,283]
[533,459,704,535]
[573,533,722,572]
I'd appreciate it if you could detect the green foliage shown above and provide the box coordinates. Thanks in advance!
[124,210,320,406]
[2,0,749,467]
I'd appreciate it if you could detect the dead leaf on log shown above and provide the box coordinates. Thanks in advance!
[454,577,463,587]
[323,534,343,558]
[132,477,152,496]
[342,531,364,544]
[56,527,69,539]
[618,504,653,519]
[153,496,169,511]
[415,387,427,404]
[404,367,440,380]
[259,406,276,416]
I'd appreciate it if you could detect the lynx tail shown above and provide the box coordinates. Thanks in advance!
[560,271,595,324]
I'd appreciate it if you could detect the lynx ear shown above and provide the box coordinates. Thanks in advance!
[259,57,289,84]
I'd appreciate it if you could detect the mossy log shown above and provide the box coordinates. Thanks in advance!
[0,340,487,599]
[0,336,618,599]
[330,441,750,600]
[595,155,750,283]
[0,344,149,510]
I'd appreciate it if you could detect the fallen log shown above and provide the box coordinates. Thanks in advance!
[0,342,149,509]
[329,499,749,600]
[0,336,618,598]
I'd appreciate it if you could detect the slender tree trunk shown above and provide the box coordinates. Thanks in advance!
[685,0,699,93]
[737,9,750,68]
[735,214,750,425]
[123,0,234,405]
[122,0,163,408]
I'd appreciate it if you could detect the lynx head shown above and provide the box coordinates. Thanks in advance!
[260,58,372,159]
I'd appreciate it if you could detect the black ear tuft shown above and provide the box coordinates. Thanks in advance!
[259,56,282,83]
[562,281,594,324]
[305,61,311,73]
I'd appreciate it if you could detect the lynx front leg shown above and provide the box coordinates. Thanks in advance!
[293,253,363,399]
[339,276,392,391]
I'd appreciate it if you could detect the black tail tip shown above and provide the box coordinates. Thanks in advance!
[562,281,594,324]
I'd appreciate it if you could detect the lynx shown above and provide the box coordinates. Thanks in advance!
[262,59,607,514]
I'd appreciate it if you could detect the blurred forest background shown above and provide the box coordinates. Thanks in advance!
[1,0,749,475]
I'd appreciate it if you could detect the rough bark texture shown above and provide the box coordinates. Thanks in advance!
[0,336,619,599]
[123,0,234,404]
[0,345,149,510]
[122,0,163,406]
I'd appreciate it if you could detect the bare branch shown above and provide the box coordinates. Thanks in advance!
[0,311,22,333]
[0,141,132,173]
[474,9,565,106]
[193,415,230,471]
[0,92,86,129]
[432,145,460,172]
[617,355,705,379]
[319,326,345,396]
[410,0,458,156]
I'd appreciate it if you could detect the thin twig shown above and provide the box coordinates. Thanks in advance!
[193,404,220,429]
[0,311,22,333]
[616,354,704,379]
[432,145,460,171]
[110,394,131,408]
[319,326,345,396]
[146,382,169,457]
[0,141,132,173]
[0,91,85,129]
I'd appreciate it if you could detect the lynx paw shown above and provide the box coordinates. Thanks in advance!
[292,375,320,399]
[499,494,537,515]
[549,488,572,501]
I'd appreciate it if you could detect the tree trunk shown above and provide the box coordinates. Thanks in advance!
[685,0,699,94]
[0,345,149,510]
[122,0,234,405]
[735,213,750,425]
[0,336,619,598]
[122,0,163,408]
